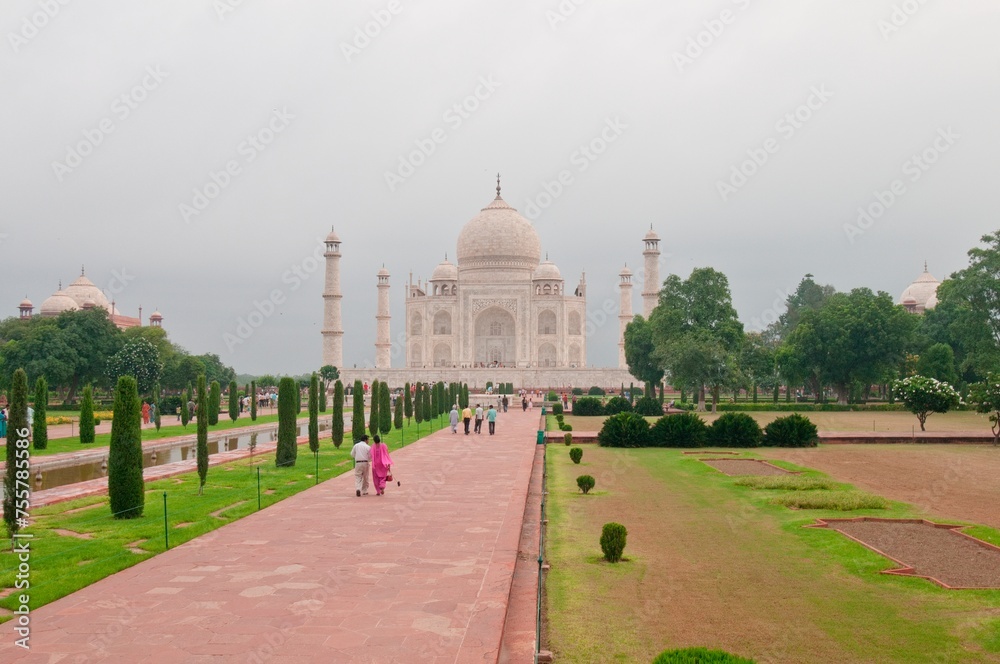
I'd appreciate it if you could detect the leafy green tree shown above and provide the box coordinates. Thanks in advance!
[893,375,961,431]
[739,332,778,403]
[106,337,162,395]
[319,365,340,383]
[33,376,48,450]
[969,373,1000,445]
[916,343,959,385]
[161,354,206,392]
[332,379,345,448]
[196,353,236,389]
[0,318,76,396]
[624,315,664,397]
[250,380,258,421]
[196,375,209,494]
[404,382,412,422]
[308,373,319,453]
[368,379,380,437]
[228,380,239,422]
[79,385,95,444]
[770,274,836,341]
[209,380,221,425]
[57,308,123,401]
[3,369,28,537]
[276,377,298,467]
[108,375,144,518]
[352,380,365,442]
[379,382,391,435]
[394,393,403,430]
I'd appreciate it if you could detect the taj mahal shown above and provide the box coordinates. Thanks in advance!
[326,178,653,388]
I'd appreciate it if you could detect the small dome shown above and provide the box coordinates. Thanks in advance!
[644,228,659,241]
[430,258,458,282]
[619,266,633,277]
[150,310,163,320]
[325,228,341,243]
[81,299,97,310]
[40,290,78,317]
[533,260,562,282]
[456,194,541,270]
[377,267,390,277]
[924,293,938,310]
[899,266,940,311]
[19,297,33,308]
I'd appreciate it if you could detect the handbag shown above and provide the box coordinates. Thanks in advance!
[386,470,393,482]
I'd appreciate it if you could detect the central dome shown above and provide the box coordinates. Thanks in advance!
[456,194,541,269]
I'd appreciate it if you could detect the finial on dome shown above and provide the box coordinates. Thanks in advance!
[546,252,549,261]
[444,253,448,261]
[496,173,501,198]
[81,265,85,276]
[58,280,62,290]
[924,260,928,272]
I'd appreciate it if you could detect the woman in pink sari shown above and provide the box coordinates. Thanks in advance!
[370,435,393,496]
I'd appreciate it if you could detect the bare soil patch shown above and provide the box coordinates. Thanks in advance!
[702,459,791,476]
[758,445,1000,529]
[813,518,1000,589]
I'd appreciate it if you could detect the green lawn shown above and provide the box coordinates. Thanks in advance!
[545,446,1000,663]
[0,413,451,621]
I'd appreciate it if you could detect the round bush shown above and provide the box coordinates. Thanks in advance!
[598,412,651,448]
[650,412,707,448]
[709,412,763,448]
[564,432,573,446]
[573,397,605,416]
[764,414,819,447]
[569,447,583,464]
[604,396,633,414]
[600,522,627,563]
[577,475,595,494]
[652,647,756,663]
[551,402,564,415]
[633,396,664,416]
[546,390,559,402]
[588,386,606,396]
[561,424,573,431]
[572,387,584,396]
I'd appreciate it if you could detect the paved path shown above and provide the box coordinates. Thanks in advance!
[2,409,542,662]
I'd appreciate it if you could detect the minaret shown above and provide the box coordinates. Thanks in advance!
[375,266,391,369]
[322,227,344,369]
[618,265,633,369]
[642,226,661,318]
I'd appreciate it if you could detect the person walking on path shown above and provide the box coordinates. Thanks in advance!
[141,402,150,425]
[149,401,156,423]
[370,434,393,496]
[462,405,472,435]
[0,408,6,438]
[449,405,459,434]
[474,404,484,434]
[487,405,497,435]
[521,397,527,412]
[350,434,372,497]
[502,395,508,413]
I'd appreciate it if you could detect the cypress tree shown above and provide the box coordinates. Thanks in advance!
[430,382,438,422]
[250,380,258,421]
[154,382,163,431]
[394,393,403,430]
[276,377,298,467]
[108,375,144,518]
[209,381,221,426]
[368,379,380,437]
[308,373,319,453]
[423,384,432,423]
[332,379,345,448]
[414,383,423,423]
[352,379,365,442]
[228,380,239,422]
[79,385,95,443]
[196,375,209,495]
[33,376,48,450]
[404,382,413,422]
[4,369,29,537]
[320,380,328,412]
[461,383,469,409]
[379,382,391,435]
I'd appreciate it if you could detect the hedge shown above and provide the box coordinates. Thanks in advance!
[652,648,756,663]
[573,397,605,416]
[597,412,650,448]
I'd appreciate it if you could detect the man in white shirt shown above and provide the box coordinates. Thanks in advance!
[350,434,371,497]
[474,404,484,434]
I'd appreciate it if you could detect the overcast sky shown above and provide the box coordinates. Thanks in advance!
[2,1,998,375]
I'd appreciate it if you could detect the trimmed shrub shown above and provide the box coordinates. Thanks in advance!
[709,412,763,448]
[650,412,707,448]
[569,447,583,464]
[551,402,564,415]
[276,377,298,467]
[352,380,365,442]
[604,396,633,414]
[308,373,320,453]
[3,369,29,537]
[209,381,221,426]
[564,433,573,446]
[33,376,48,450]
[598,412,650,448]
[572,387,584,396]
[379,382,392,435]
[250,380,258,421]
[196,375,209,493]
[588,386,606,396]
[228,380,239,422]
[561,424,573,431]
[600,522,627,563]
[577,475,595,494]
[633,396,663,417]
[546,390,559,402]
[79,385,95,444]
[652,647,756,663]
[573,397,604,416]
[764,414,819,447]
[332,380,345,448]
[108,376,144,519]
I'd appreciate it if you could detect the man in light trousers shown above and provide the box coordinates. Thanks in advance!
[351,434,371,497]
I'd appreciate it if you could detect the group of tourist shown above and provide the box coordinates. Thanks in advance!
[140,401,157,425]
[449,403,498,436]
[349,434,395,496]
[0,406,33,438]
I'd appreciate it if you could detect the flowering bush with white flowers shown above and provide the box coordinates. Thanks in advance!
[892,375,962,432]
[106,338,162,395]
[968,373,1000,445]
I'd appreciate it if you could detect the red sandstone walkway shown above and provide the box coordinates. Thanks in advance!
[2,409,542,663]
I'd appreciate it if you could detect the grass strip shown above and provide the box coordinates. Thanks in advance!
[771,490,889,511]
[734,476,840,491]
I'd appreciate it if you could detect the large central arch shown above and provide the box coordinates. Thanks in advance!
[474,307,517,366]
